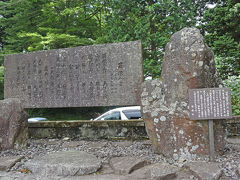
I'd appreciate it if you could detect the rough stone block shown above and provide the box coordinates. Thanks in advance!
[109,156,150,175]
[0,98,28,150]
[184,161,222,180]
[141,28,226,159]
[127,162,178,179]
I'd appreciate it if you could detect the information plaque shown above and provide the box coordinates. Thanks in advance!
[189,88,232,120]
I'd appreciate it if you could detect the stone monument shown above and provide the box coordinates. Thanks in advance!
[4,41,143,108]
[141,28,225,160]
[0,98,28,150]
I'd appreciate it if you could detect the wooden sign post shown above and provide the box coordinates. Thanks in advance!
[189,88,232,161]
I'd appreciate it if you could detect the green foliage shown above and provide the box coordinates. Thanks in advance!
[18,32,94,51]
[100,0,213,79]
[0,0,101,53]
[202,1,240,79]
[223,76,240,115]
[215,56,240,80]
[0,66,4,100]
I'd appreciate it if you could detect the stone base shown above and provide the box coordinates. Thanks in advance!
[144,115,225,160]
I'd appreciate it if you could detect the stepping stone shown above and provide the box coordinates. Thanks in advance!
[128,162,178,179]
[110,156,150,175]
[24,150,101,176]
[184,161,222,180]
[0,156,24,171]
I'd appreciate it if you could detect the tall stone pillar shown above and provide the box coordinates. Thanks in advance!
[141,28,225,160]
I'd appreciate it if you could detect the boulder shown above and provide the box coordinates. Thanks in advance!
[141,28,225,159]
[0,98,28,150]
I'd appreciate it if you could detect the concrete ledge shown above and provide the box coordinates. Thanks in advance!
[225,116,240,124]
[28,119,145,128]
[224,116,240,137]
[28,119,147,140]
[28,116,240,140]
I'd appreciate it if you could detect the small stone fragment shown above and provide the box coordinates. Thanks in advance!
[109,156,150,175]
[0,156,24,171]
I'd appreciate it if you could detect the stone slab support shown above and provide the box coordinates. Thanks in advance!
[0,98,28,150]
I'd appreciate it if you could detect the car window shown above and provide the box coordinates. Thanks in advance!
[122,110,141,119]
[102,111,121,120]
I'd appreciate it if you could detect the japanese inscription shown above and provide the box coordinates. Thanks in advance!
[4,41,143,108]
[189,88,232,120]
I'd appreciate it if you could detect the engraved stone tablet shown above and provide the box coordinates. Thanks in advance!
[4,41,143,108]
[189,88,232,120]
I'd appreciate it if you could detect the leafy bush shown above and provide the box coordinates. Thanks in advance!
[215,56,240,80]
[223,76,240,116]
[0,66,4,100]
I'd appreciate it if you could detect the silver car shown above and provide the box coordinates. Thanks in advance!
[93,106,141,121]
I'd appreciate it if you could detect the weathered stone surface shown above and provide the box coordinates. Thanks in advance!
[100,163,115,175]
[237,164,240,178]
[176,168,198,180]
[109,156,150,175]
[28,120,147,140]
[4,41,143,108]
[24,150,102,176]
[87,141,108,149]
[0,156,24,171]
[62,140,84,148]
[61,174,127,180]
[185,161,222,180]
[141,28,225,159]
[127,162,178,179]
[226,137,240,144]
[0,98,28,150]
[112,141,133,147]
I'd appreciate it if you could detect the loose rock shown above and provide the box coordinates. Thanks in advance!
[128,162,178,179]
[185,161,222,180]
[110,156,150,175]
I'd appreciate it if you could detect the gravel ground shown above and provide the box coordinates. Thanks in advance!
[0,139,240,179]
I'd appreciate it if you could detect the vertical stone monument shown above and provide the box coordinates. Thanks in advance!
[141,28,225,160]
[0,98,28,150]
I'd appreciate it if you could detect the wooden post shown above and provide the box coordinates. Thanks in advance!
[208,119,215,161]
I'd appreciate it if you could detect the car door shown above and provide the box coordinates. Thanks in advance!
[101,111,121,120]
